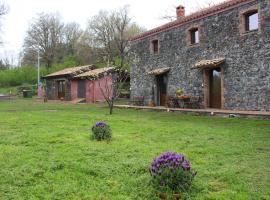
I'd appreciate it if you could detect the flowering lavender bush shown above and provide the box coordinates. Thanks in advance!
[91,121,112,141]
[149,152,196,192]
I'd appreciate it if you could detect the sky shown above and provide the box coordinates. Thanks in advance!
[0,0,225,65]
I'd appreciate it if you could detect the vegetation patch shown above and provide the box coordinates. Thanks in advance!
[0,99,269,199]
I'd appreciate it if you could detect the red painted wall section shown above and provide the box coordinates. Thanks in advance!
[86,80,94,103]
[85,75,113,103]
[71,80,78,101]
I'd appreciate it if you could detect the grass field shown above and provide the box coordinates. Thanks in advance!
[0,99,269,200]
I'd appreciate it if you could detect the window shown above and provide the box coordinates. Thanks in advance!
[190,28,199,44]
[245,11,259,31]
[152,40,159,54]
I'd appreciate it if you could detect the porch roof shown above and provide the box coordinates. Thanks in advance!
[148,67,170,75]
[74,67,115,79]
[44,65,96,78]
[192,58,225,69]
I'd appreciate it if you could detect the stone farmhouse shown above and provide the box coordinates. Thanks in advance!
[130,0,270,111]
[43,65,114,103]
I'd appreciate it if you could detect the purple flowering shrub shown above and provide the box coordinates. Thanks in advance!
[91,122,112,141]
[149,152,196,192]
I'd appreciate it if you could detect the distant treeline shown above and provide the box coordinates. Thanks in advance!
[0,6,144,88]
[0,56,78,87]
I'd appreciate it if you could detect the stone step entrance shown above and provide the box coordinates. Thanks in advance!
[72,98,86,104]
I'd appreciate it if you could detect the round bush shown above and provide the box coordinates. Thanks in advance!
[91,122,112,141]
[149,152,197,192]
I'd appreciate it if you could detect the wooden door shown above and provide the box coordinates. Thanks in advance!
[57,80,65,99]
[209,68,221,108]
[77,80,86,98]
[157,74,168,106]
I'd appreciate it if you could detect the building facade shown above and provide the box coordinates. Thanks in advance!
[72,67,114,103]
[130,0,270,111]
[44,65,114,103]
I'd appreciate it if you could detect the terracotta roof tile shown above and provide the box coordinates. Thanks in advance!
[131,0,256,41]
[74,67,115,79]
[148,67,171,75]
[44,65,95,78]
[193,58,225,69]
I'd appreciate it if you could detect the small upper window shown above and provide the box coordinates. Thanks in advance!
[152,40,159,54]
[245,11,259,31]
[190,28,199,44]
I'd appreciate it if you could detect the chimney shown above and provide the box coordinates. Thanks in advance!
[176,5,185,19]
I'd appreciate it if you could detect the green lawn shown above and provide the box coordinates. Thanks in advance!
[0,99,269,200]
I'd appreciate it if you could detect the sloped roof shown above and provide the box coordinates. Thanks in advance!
[192,58,225,69]
[131,0,255,41]
[74,67,115,79]
[44,65,96,78]
[148,67,171,75]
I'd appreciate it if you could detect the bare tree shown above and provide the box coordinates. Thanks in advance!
[63,22,83,56]
[192,1,217,12]
[86,6,145,69]
[86,10,117,64]
[160,4,178,22]
[75,32,99,65]
[97,68,129,115]
[0,2,8,44]
[0,2,7,16]
[0,50,17,69]
[23,13,64,68]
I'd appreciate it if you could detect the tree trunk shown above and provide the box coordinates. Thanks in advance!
[109,98,114,115]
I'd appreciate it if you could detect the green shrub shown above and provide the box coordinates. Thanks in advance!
[150,152,196,193]
[0,55,80,87]
[91,122,112,141]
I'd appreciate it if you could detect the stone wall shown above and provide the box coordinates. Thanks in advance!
[130,0,270,111]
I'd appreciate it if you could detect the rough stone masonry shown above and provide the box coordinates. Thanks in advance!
[130,0,270,111]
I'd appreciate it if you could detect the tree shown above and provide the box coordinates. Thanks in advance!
[62,22,83,56]
[86,6,145,69]
[86,10,117,64]
[22,13,64,68]
[0,51,16,69]
[97,67,129,115]
[0,2,8,44]
[74,32,99,65]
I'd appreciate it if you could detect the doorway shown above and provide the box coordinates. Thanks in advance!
[77,80,86,98]
[156,74,168,106]
[209,68,221,108]
[57,80,65,99]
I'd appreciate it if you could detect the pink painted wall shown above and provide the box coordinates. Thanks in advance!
[71,80,78,101]
[86,75,113,103]
[71,75,113,103]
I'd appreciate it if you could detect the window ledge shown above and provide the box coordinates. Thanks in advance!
[188,43,200,47]
[241,29,259,35]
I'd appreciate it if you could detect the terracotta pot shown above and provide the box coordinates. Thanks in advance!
[173,193,181,200]
[158,192,167,199]
[149,101,156,107]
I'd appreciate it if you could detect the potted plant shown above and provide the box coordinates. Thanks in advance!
[149,152,197,199]
[179,95,190,100]
[176,89,184,98]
